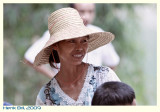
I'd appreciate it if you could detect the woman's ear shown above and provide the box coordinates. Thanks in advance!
[52,44,58,51]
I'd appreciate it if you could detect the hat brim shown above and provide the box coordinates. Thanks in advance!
[34,26,114,66]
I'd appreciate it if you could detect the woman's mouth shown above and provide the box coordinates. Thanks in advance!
[72,54,84,59]
[73,54,83,58]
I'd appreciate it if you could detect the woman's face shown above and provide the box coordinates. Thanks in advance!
[54,36,89,65]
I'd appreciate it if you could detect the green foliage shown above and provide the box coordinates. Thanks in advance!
[3,4,156,105]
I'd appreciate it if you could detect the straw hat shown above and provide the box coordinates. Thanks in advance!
[34,7,115,66]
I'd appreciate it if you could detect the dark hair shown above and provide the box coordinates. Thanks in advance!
[49,49,60,68]
[69,3,75,8]
[92,81,135,105]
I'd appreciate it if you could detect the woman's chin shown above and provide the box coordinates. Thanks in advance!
[71,60,83,66]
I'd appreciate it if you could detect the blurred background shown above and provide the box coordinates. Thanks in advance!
[3,4,156,105]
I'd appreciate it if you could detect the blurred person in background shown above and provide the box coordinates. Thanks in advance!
[24,3,120,79]
[35,8,120,105]
[24,30,55,79]
[70,3,120,69]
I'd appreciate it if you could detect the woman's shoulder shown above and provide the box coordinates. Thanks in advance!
[36,78,57,105]
[89,64,111,73]
[37,79,53,98]
[88,64,120,82]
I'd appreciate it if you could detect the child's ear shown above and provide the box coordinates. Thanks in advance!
[132,99,136,106]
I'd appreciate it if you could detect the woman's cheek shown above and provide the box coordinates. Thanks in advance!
[83,43,88,50]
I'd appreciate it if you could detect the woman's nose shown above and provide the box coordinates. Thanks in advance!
[75,43,83,51]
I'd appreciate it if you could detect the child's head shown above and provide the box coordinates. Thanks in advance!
[92,81,136,105]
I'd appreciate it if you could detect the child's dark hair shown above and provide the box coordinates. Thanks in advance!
[49,49,60,68]
[69,3,75,8]
[92,81,135,105]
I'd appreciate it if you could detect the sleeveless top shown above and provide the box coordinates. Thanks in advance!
[36,64,120,106]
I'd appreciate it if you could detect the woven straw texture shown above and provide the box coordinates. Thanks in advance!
[34,8,114,66]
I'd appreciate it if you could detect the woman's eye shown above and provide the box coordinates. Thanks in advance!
[68,40,75,43]
[82,39,88,43]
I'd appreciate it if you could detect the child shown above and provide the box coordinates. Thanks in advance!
[92,81,136,105]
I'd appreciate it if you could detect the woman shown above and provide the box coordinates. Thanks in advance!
[34,8,120,106]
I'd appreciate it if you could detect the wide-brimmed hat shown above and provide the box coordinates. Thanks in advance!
[34,7,115,66]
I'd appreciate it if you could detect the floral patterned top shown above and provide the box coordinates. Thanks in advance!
[36,64,120,106]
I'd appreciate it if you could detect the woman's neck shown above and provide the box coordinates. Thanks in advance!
[56,62,86,82]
